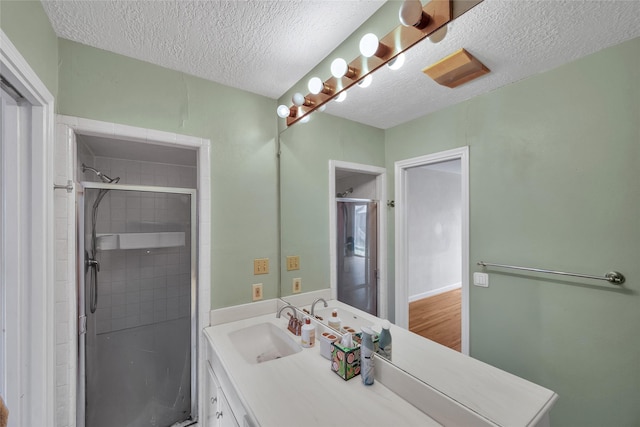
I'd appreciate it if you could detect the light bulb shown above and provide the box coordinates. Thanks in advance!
[387,53,406,70]
[276,104,291,118]
[292,92,306,107]
[299,115,311,124]
[308,77,323,95]
[318,104,326,113]
[358,74,373,88]
[359,33,380,58]
[399,0,424,27]
[335,92,347,103]
[331,58,348,78]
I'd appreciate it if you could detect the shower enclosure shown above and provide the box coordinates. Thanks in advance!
[78,181,197,427]
[336,199,378,315]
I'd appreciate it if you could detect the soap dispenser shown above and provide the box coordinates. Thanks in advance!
[301,317,315,348]
[328,309,342,331]
[377,320,392,360]
[360,327,375,385]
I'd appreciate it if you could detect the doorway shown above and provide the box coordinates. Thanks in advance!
[329,160,387,319]
[75,135,199,427]
[395,147,469,354]
[1,32,56,425]
[55,116,211,427]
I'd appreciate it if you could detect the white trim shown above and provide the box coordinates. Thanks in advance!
[395,146,470,355]
[408,282,462,303]
[0,30,56,426]
[329,160,387,320]
[56,115,212,426]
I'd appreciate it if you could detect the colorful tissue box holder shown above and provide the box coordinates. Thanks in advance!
[330,341,360,381]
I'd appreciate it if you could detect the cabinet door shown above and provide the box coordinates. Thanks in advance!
[205,363,221,427]
[217,391,240,427]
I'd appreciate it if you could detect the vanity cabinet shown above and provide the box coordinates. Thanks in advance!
[205,362,239,427]
[204,332,257,427]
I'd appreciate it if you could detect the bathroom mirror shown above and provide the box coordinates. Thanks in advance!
[278,0,483,305]
[277,0,640,380]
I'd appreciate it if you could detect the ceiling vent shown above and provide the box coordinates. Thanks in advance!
[422,48,490,88]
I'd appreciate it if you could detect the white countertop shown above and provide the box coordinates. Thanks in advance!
[204,313,442,427]
[300,301,559,427]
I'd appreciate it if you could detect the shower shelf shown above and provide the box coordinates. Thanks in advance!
[96,232,185,250]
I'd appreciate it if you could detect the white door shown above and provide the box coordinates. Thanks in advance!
[395,147,470,355]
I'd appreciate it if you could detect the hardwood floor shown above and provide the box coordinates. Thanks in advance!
[409,288,461,352]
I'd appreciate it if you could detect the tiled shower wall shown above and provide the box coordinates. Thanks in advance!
[80,154,196,334]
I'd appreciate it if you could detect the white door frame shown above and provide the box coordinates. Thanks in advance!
[395,146,469,355]
[0,30,56,426]
[56,115,212,427]
[329,160,387,319]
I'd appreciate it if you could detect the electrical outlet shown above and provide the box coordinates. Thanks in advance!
[292,278,301,294]
[252,283,263,301]
[253,258,269,275]
[286,255,300,271]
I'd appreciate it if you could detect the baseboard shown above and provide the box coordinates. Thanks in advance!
[409,282,461,303]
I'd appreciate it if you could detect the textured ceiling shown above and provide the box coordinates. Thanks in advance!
[42,0,385,99]
[42,0,640,129]
[321,0,640,128]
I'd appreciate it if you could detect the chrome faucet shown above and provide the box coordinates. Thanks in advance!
[310,298,328,316]
[276,304,298,319]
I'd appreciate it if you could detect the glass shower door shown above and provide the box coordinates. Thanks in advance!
[78,183,196,427]
[336,199,378,315]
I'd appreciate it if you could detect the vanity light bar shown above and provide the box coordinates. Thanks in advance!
[285,0,455,127]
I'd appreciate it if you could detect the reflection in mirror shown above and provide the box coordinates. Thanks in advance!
[277,0,640,423]
[279,113,385,298]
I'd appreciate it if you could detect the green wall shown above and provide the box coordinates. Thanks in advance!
[385,37,640,426]
[279,113,385,296]
[57,39,279,308]
[0,0,58,97]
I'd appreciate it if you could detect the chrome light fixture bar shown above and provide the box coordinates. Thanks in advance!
[281,0,458,126]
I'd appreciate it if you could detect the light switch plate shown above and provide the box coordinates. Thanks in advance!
[473,272,489,287]
[253,258,269,275]
[286,255,300,271]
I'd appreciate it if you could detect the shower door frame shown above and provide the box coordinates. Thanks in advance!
[336,198,379,315]
[77,181,198,427]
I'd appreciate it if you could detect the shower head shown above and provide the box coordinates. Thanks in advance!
[82,163,120,184]
[337,187,353,198]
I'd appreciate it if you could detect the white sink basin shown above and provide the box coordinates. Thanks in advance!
[314,307,373,332]
[228,322,301,364]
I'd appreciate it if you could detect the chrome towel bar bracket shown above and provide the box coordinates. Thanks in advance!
[53,180,74,193]
[477,261,625,285]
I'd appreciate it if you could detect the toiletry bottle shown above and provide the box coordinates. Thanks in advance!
[301,317,315,348]
[360,327,375,385]
[328,309,342,331]
[377,320,392,361]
